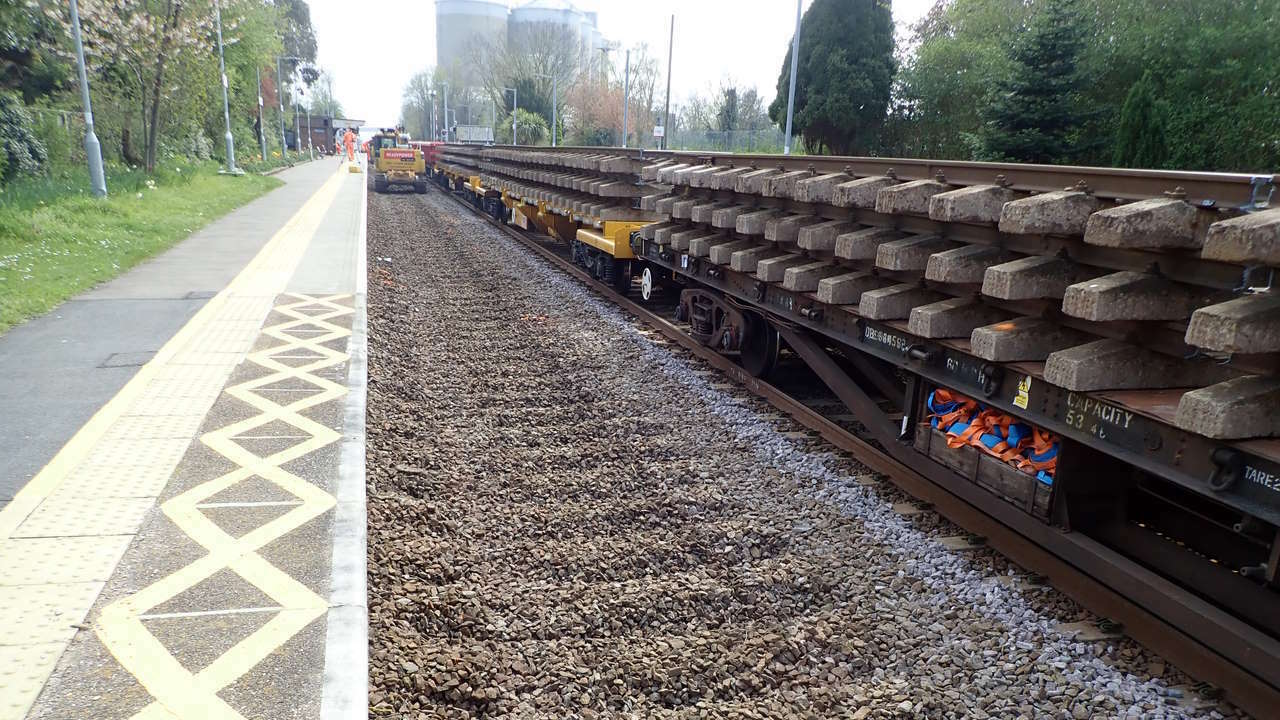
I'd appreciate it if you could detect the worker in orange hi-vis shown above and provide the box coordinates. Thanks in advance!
[343,128,356,162]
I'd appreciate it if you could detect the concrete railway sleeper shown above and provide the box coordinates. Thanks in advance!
[421,151,1280,719]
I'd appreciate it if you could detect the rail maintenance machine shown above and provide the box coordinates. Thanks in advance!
[366,128,431,193]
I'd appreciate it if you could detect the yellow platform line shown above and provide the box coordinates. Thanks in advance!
[0,168,351,720]
[97,293,353,720]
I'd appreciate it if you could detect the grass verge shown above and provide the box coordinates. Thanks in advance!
[0,160,283,333]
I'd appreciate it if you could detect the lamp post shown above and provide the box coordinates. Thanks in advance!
[662,15,674,151]
[213,0,241,174]
[533,73,557,147]
[503,87,517,145]
[783,0,801,156]
[276,55,299,161]
[429,89,437,140]
[256,67,267,160]
[621,48,631,148]
[442,82,449,142]
[68,0,105,196]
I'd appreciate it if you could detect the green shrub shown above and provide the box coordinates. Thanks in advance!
[0,93,48,182]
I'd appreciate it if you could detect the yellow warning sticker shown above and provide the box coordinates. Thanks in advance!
[1014,375,1032,409]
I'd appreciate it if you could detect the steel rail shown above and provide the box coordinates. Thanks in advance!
[461,144,1279,208]
[429,184,1280,719]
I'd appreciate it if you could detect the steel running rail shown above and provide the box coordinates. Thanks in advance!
[433,184,1280,720]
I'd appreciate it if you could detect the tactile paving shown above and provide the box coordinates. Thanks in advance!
[77,438,190,469]
[103,414,206,440]
[0,536,131,585]
[51,462,174,499]
[0,582,101,644]
[126,393,220,418]
[12,497,154,538]
[0,642,64,720]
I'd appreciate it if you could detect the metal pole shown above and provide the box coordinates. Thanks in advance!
[256,67,267,160]
[489,97,495,141]
[294,96,300,158]
[783,0,801,156]
[662,14,673,150]
[306,108,313,159]
[69,0,105,196]
[276,57,287,159]
[442,82,449,142]
[213,0,239,174]
[621,49,631,148]
[512,87,517,145]
[430,92,437,140]
[551,76,557,147]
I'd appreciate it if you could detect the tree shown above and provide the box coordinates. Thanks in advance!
[0,92,47,181]
[72,0,214,172]
[979,0,1093,164]
[1112,70,1168,169]
[767,0,895,155]
[1,1,70,103]
[496,108,547,146]
[400,69,434,139]
[307,70,342,118]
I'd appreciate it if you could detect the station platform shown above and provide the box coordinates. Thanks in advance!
[0,158,367,720]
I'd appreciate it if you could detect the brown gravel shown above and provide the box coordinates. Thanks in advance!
[365,188,1236,720]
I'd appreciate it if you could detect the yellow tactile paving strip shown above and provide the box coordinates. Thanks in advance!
[0,168,348,720]
[97,292,351,720]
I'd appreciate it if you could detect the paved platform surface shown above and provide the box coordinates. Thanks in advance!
[0,158,367,720]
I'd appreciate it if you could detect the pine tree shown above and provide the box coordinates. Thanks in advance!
[767,0,895,155]
[1112,71,1169,169]
[980,0,1091,164]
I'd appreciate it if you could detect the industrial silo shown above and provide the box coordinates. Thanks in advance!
[435,0,509,85]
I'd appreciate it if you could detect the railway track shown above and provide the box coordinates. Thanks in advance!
[416,146,1280,718]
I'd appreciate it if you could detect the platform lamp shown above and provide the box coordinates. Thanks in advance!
[68,0,105,196]
[213,0,242,174]
[503,87,517,145]
[276,54,300,160]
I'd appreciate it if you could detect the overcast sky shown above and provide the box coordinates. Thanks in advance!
[306,0,937,127]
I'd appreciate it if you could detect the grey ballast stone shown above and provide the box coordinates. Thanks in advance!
[1062,271,1206,322]
[970,316,1092,362]
[928,184,1019,224]
[1175,376,1280,439]
[907,298,1009,339]
[782,261,846,292]
[982,254,1089,300]
[757,253,810,282]
[875,179,950,216]
[817,271,883,305]
[1084,197,1200,249]
[1184,292,1280,354]
[835,227,902,261]
[925,245,1018,284]
[1044,339,1231,391]
[1202,208,1280,266]
[874,234,956,272]
[998,190,1101,236]
[833,176,896,209]
[858,284,946,321]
